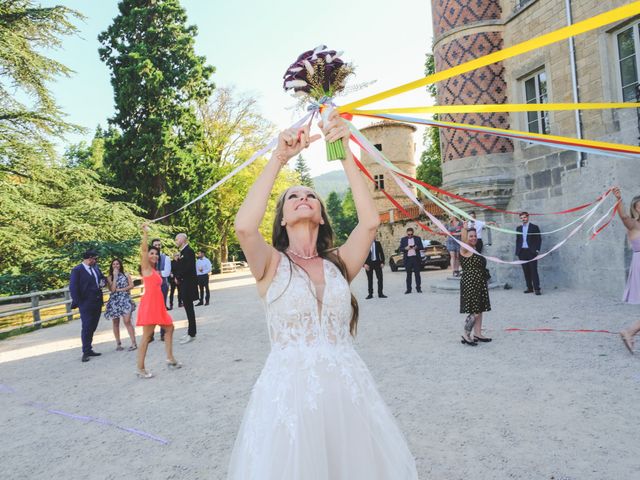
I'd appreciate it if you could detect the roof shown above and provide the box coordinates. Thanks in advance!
[360,120,417,132]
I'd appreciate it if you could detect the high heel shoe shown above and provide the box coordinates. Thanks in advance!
[461,336,478,346]
[166,360,182,369]
[136,369,153,379]
[473,336,492,343]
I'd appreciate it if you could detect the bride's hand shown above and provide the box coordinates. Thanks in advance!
[318,109,350,147]
[273,124,321,165]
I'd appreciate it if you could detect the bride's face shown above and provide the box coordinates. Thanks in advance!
[282,186,323,226]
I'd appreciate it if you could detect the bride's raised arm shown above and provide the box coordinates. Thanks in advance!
[319,110,380,281]
[235,125,320,281]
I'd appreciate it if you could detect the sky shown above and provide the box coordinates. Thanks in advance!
[41,0,434,176]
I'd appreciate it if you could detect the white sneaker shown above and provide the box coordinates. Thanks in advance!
[179,335,195,344]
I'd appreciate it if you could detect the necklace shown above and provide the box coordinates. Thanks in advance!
[287,248,319,260]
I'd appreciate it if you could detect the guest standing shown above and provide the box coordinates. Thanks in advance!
[364,239,387,299]
[69,249,106,362]
[136,224,181,378]
[196,250,212,306]
[466,211,485,253]
[613,187,640,354]
[104,258,137,351]
[515,211,542,295]
[151,238,171,307]
[446,217,463,276]
[174,233,199,343]
[168,252,182,310]
[399,227,424,294]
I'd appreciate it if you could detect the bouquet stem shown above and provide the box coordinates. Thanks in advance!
[326,139,346,161]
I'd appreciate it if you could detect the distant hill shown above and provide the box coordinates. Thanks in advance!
[313,169,349,199]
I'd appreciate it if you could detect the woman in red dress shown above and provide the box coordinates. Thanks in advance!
[136,224,181,378]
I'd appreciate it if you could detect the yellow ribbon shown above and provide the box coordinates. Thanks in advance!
[339,2,640,111]
[352,102,640,115]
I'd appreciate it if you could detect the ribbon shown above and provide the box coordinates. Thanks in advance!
[339,3,640,111]
[348,121,614,239]
[353,112,640,159]
[150,112,314,222]
[351,102,640,116]
[347,122,617,265]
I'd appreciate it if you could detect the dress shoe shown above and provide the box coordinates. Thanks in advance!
[166,305,172,311]
[416,288,422,293]
[205,302,209,306]
[178,302,183,307]
[404,290,411,294]
[179,335,195,344]
[365,294,373,299]
[535,290,542,296]
[379,294,388,298]
[81,354,90,362]
[195,302,204,306]
[523,289,534,294]
[87,351,101,357]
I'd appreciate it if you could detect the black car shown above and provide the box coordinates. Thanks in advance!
[389,240,450,271]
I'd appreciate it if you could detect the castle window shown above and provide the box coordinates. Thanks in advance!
[523,70,549,135]
[374,174,385,191]
[374,143,382,151]
[615,24,639,102]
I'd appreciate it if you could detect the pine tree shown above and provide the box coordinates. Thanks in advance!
[98,0,215,218]
[325,191,347,244]
[294,154,314,188]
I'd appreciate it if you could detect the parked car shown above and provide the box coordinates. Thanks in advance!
[389,240,450,271]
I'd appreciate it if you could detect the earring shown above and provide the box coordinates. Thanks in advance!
[320,219,325,225]
[281,219,287,226]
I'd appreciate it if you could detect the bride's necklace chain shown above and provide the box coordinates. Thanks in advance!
[287,248,319,260]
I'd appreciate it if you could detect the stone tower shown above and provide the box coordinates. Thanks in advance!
[432,0,515,215]
[359,121,417,214]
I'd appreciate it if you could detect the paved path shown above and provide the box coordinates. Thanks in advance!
[0,267,638,479]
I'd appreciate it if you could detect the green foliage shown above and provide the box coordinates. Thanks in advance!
[416,52,443,188]
[294,154,314,188]
[0,1,147,295]
[324,188,357,245]
[98,0,215,218]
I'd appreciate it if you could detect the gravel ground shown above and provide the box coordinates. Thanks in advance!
[0,266,638,480]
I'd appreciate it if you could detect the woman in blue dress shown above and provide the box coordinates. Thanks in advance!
[105,258,137,351]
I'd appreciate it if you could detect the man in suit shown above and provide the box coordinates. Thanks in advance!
[399,227,424,294]
[69,249,106,362]
[174,233,199,343]
[515,211,542,295]
[151,238,171,342]
[364,239,387,299]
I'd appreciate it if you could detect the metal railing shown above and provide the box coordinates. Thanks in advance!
[0,283,144,335]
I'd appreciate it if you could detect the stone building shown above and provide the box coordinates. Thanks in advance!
[431,0,639,296]
[359,121,444,257]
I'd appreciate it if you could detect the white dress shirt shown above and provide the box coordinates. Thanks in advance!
[196,257,212,275]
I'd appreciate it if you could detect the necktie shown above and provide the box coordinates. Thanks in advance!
[371,243,376,262]
[89,266,98,287]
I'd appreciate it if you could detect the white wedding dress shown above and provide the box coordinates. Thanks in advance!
[227,253,418,479]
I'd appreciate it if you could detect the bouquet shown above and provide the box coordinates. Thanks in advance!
[283,45,354,161]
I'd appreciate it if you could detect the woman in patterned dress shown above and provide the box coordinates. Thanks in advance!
[446,216,463,276]
[459,225,492,346]
[105,258,137,351]
[613,187,640,354]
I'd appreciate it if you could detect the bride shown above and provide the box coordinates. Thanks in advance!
[230,110,418,479]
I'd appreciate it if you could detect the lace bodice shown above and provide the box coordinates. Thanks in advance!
[264,253,353,349]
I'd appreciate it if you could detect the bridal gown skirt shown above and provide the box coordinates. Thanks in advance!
[227,345,418,480]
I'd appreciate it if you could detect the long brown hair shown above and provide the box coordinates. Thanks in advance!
[630,195,640,220]
[108,258,125,281]
[272,187,359,336]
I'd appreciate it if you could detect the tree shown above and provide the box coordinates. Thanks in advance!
[416,53,443,187]
[341,188,357,235]
[0,2,147,294]
[325,191,346,244]
[294,154,314,188]
[98,0,215,218]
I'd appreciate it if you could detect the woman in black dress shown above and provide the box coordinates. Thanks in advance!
[459,226,492,346]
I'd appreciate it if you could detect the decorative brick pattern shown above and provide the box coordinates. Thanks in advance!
[435,32,514,162]
[432,0,502,37]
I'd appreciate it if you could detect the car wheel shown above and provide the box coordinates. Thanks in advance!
[439,263,449,269]
[390,260,398,272]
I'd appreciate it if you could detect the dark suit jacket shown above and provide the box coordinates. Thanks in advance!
[69,263,105,309]
[365,241,385,266]
[399,236,424,262]
[174,244,199,302]
[515,223,542,255]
